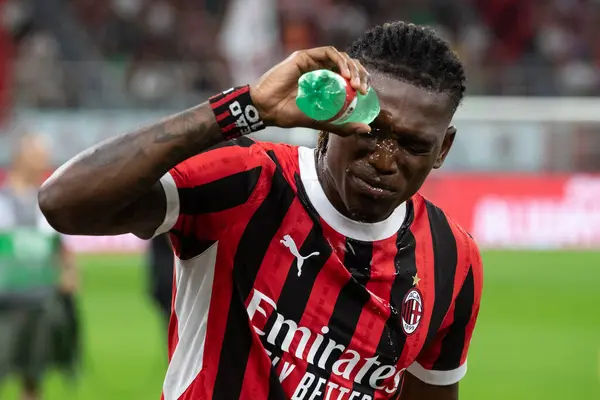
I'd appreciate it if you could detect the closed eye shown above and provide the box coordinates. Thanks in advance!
[360,123,438,157]
[406,147,432,155]
[366,127,435,155]
[400,140,435,155]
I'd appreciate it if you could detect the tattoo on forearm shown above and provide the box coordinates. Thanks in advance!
[153,108,206,144]
[81,103,219,170]
[39,101,223,235]
[67,102,221,206]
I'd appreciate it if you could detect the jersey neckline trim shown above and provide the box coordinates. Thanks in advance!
[298,146,407,241]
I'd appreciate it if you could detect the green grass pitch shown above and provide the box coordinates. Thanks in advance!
[1,250,599,399]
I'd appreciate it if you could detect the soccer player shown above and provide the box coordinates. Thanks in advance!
[39,22,483,400]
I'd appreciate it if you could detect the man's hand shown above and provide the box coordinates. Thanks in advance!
[250,46,372,136]
[400,372,459,400]
[58,238,78,294]
[59,267,78,294]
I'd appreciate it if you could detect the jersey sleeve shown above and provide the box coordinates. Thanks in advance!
[407,237,484,386]
[152,138,272,258]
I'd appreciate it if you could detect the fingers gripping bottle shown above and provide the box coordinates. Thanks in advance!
[295,69,380,125]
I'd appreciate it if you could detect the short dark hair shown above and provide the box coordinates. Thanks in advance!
[317,21,466,153]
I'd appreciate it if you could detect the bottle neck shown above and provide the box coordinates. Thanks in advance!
[326,73,357,124]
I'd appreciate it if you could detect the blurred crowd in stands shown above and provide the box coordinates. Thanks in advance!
[2,0,600,109]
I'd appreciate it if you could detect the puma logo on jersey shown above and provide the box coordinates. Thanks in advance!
[280,235,320,277]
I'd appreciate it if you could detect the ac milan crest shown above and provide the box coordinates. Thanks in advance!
[401,288,423,335]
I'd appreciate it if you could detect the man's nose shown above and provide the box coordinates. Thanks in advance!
[367,139,399,174]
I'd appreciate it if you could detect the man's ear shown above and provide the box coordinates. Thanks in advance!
[433,126,456,169]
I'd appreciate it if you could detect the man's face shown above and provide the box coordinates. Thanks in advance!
[322,73,457,222]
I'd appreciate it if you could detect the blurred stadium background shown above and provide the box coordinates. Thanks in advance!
[0,0,599,399]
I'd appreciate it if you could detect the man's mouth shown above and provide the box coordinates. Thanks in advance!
[350,174,397,198]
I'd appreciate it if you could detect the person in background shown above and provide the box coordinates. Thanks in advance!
[0,134,79,400]
[147,233,174,332]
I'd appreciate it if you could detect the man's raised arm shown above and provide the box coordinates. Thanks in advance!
[38,47,371,239]
[38,103,222,239]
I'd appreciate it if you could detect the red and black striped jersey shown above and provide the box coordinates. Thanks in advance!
[154,138,483,400]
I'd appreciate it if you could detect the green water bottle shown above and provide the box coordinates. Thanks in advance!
[296,69,380,125]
